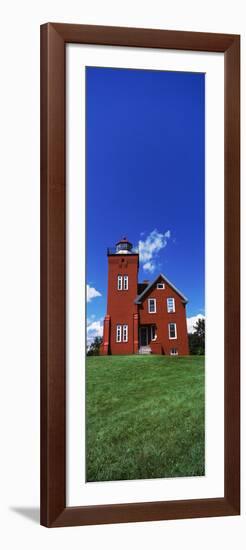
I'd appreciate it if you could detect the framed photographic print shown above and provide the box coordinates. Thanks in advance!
[40,23,240,527]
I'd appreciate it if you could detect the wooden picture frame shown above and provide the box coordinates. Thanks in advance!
[40,22,240,527]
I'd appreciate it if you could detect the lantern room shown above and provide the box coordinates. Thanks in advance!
[115,237,133,254]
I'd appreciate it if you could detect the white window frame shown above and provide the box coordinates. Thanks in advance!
[123,275,128,290]
[157,283,165,289]
[117,275,123,290]
[167,297,175,313]
[123,324,128,342]
[170,348,178,356]
[116,325,122,342]
[168,322,177,340]
[148,298,156,313]
[151,325,157,341]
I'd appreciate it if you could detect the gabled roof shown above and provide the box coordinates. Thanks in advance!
[134,273,188,304]
[137,282,149,295]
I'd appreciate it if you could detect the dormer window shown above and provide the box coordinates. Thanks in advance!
[157,282,165,289]
[117,275,123,290]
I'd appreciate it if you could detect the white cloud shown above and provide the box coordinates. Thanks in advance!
[87,318,104,348]
[87,314,96,324]
[187,314,205,334]
[138,229,171,273]
[143,261,155,273]
[87,320,103,336]
[86,284,102,303]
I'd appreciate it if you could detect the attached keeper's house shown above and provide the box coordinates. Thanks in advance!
[100,238,189,356]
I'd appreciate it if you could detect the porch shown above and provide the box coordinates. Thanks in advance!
[138,325,162,355]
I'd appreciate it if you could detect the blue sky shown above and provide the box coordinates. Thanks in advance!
[86,67,205,341]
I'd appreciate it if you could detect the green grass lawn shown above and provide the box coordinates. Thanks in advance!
[86,355,205,482]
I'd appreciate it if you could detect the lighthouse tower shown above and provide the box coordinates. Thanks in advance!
[101,238,139,355]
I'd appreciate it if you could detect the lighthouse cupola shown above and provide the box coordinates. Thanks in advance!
[115,237,133,254]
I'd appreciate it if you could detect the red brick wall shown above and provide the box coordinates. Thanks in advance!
[139,276,189,356]
[105,254,139,354]
[101,257,189,356]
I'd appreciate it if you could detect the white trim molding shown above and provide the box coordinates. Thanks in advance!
[116,324,122,342]
[123,324,128,342]
[168,322,177,339]
[167,297,175,313]
[123,275,128,290]
[148,298,156,313]
[117,275,123,290]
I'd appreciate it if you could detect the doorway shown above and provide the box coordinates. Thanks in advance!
[140,326,148,346]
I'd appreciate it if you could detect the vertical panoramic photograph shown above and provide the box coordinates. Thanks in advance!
[86,66,205,482]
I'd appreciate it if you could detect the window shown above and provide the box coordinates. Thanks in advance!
[168,322,177,339]
[116,324,128,343]
[123,275,128,290]
[148,298,156,313]
[157,282,165,289]
[151,325,156,341]
[167,297,175,313]
[117,275,122,290]
[123,324,128,342]
[170,348,178,355]
[116,325,122,342]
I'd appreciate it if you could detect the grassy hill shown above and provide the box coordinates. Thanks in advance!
[86,355,205,482]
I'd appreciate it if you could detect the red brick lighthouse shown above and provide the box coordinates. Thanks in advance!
[100,237,189,356]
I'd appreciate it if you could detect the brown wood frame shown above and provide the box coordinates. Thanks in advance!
[40,23,240,527]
